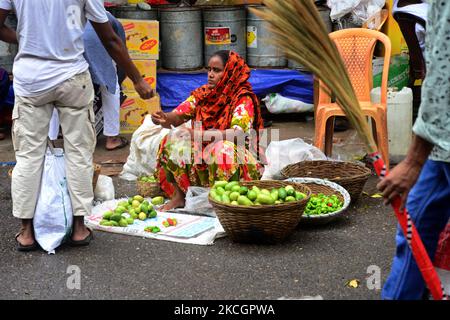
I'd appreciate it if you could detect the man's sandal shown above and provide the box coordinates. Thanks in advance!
[15,232,38,252]
[105,136,129,151]
[67,227,94,247]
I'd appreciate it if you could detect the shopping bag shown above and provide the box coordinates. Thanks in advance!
[33,143,73,254]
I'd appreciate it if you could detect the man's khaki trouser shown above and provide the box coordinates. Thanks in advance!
[11,71,96,219]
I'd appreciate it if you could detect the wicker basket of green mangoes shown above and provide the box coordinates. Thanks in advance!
[208,180,311,244]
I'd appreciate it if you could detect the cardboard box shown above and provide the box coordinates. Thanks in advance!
[120,93,161,134]
[120,19,159,60]
[122,60,157,93]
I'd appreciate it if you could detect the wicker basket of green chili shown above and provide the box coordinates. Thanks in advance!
[284,177,351,225]
[281,160,371,202]
[208,180,311,244]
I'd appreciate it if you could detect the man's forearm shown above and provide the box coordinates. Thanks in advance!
[101,36,142,83]
[0,25,17,44]
[404,134,434,167]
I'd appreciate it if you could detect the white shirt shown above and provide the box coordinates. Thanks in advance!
[0,0,108,97]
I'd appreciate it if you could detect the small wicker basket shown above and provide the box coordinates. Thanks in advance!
[285,178,351,225]
[209,180,311,244]
[281,160,372,202]
[136,180,163,198]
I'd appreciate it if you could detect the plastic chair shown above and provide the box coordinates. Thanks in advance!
[314,28,392,168]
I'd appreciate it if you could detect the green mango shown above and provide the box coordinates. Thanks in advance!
[102,211,113,220]
[229,191,240,201]
[214,180,228,188]
[115,206,127,214]
[295,191,307,200]
[110,214,122,222]
[285,196,296,202]
[118,201,128,208]
[231,201,239,206]
[215,187,225,196]
[224,181,239,191]
[239,186,248,195]
[110,220,119,227]
[140,204,149,214]
[237,196,253,206]
[149,210,157,218]
[270,189,279,201]
[231,185,241,193]
[222,194,231,204]
[119,218,129,227]
[126,218,134,225]
[138,212,147,221]
[151,196,165,205]
[257,194,275,205]
[278,188,287,200]
[247,190,257,201]
[99,220,110,226]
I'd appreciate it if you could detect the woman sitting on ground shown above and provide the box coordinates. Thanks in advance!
[151,50,264,211]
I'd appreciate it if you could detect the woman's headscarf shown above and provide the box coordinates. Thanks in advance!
[191,51,263,132]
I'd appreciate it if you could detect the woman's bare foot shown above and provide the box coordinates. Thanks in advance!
[0,132,5,140]
[160,185,186,211]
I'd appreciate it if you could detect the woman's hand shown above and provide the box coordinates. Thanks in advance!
[151,111,169,127]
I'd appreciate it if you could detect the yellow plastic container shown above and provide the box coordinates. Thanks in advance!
[128,0,144,4]
[382,0,409,56]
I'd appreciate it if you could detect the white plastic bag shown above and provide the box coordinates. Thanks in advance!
[327,0,385,24]
[94,175,115,201]
[120,116,170,181]
[166,187,216,217]
[184,187,215,217]
[33,147,73,254]
[120,116,192,181]
[261,138,327,180]
[262,93,314,114]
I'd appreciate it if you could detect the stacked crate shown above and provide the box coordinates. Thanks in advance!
[119,18,160,134]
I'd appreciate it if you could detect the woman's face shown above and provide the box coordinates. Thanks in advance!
[207,56,225,89]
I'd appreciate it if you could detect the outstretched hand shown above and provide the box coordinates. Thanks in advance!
[134,78,155,100]
[151,111,168,126]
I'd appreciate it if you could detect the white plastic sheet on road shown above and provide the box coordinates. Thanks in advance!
[86,198,225,246]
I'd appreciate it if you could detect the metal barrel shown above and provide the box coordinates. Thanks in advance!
[0,14,18,73]
[288,5,333,69]
[246,5,286,68]
[203,6,247,65]
[160,7,203,70]
[115,5,158,20]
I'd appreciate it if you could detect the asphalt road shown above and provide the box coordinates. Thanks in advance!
[0,166,397,300]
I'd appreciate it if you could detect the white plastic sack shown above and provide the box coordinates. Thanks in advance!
[262,93,314,114]
[261,138,327,180]
[94,175,115,201]
[120,117,192,181]
[120,116,170,181]
[327,0,385,23]
[33,147,73,254]
[165,187,216,217]
[184,187,215,217]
